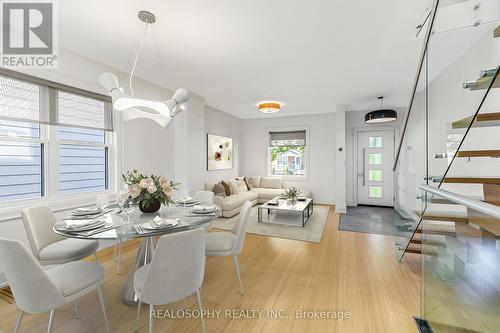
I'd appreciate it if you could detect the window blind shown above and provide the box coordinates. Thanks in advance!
[0,72,113,131]
[269,130,306,146]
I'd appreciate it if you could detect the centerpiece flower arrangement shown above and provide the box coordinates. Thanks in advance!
[283,186,301,206]
[121,169,180,213]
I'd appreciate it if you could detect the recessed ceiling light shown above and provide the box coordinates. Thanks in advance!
[258,101,281,114]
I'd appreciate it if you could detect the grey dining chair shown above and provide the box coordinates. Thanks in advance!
[22,206,99,265]
[205,200,252,295]
[134,228,207,333]
[0,237,110,333]
[194,190,215,205]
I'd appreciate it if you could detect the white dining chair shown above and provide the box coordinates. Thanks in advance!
[205,201,252,295]
[194,190,214,205]
[134,228,207,333]
[0,237,110,333]
[22,206,99,265]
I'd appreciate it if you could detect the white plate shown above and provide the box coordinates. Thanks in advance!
[65,220,107,232]
[177,196,194,203]
[71,209,102,216]
[141,219,179,230]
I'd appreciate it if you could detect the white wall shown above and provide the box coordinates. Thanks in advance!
[241,114,336,204]
[346,108,405,206]
[0,48,184,284]
[204,106,243,183]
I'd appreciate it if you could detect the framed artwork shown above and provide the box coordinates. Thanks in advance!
[207,133,233,170]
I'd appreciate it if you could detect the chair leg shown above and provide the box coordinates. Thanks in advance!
[195,289,206,333]
[14,310,24,333]
[116,240,122,274]
[149,304,154,333]
[97,287,111,332]
[94,252,99,263]
[47,310,55,333]
[135,300,142,332]
[232,255,244,295]
[74,299,80,319]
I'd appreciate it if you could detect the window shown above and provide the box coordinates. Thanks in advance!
[0,120,44,202]
[368,153,382,165]
[369,186,383,198]
[368,136,382,148]
[58,127,108,194]
[269,130,307,176]
[368,170,382,182]
[0,73,113,204]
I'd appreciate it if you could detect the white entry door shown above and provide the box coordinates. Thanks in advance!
[357,130,395,206]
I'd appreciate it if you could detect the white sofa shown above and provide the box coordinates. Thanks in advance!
[204,176,312,217]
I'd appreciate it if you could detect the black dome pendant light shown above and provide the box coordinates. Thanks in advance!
[365,96,397,124]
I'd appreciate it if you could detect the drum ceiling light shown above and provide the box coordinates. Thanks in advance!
[365,96,397,123]
[258,102,281,114]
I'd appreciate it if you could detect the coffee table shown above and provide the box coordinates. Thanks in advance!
[258,197,314,227]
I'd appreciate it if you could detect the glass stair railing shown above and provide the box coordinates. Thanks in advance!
[393,0,500,330]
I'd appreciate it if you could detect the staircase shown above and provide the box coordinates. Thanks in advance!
[393,12,500,331]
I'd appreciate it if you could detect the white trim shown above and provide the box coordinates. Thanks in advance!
[352,126,399,206]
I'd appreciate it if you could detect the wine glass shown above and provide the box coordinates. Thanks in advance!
[117,188,131,223]
[96,194,109,211]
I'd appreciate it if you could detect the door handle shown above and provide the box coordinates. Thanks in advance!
[362,148,366,186]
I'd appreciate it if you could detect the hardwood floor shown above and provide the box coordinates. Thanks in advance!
[0,206,421,332]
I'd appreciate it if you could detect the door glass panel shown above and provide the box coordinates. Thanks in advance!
[368,136,382,148]
[369,186,382,198]
[369,170,382,181]
[368,153,382,165]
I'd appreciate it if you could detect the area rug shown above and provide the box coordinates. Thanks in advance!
[210,205,329,243]
[338,205,409,237]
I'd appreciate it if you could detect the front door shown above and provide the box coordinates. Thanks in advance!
[357,130,395,206]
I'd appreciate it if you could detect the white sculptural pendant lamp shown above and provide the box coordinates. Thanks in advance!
[99,11,189,128]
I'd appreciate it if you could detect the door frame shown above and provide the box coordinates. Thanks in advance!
[352,127,399,207]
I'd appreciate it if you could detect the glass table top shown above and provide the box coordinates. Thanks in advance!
[53,204,220,240]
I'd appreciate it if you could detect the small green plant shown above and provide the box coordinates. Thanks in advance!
[121,169,180,208]
[284,186,301,201]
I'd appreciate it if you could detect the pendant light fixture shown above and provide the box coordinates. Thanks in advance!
[99,11,189,128]
[365,96,397,124]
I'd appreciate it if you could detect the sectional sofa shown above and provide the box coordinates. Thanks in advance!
[204,176,312,217]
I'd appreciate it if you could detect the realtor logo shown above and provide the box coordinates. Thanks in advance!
[1,0,58,68]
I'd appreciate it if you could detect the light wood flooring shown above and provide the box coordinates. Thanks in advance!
[0,206,421,332]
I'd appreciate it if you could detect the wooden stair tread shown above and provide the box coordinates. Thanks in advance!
[409,238,445,247]
[443,177,500,185]
[452,112,500,129]
[421,210,469,223]
[406,244,438,256]
[468,218,500,237]
[456,150,500,158]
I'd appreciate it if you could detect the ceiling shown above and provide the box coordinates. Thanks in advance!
[59,0,430,119]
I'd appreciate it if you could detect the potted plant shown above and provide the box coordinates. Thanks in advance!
[122,170,180,213]
[284,186,301,207]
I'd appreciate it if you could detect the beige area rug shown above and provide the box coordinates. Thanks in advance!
[210,205,329,243]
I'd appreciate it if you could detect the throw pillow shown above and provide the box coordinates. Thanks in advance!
[235,178,248,192]
[213,182,226,198]
[243,176,254,190]
[229,180,240,194]
[221,181,232,196]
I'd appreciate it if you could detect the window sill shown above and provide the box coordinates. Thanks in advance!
[271,175,309,182]
[0,191,117,222]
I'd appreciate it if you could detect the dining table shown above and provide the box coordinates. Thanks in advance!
[53,204,220,306]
